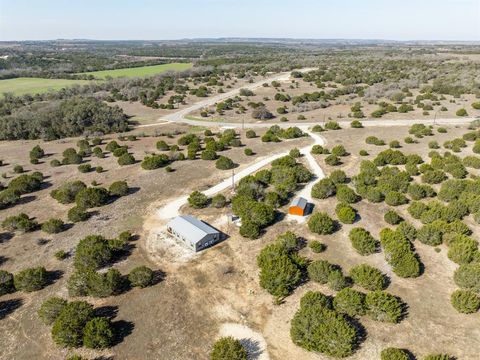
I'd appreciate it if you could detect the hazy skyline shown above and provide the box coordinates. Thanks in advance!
[0,0,479,41]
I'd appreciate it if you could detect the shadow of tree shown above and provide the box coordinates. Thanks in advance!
[239,338,263,359]
[0,299,23,320]
[111,320,134,346]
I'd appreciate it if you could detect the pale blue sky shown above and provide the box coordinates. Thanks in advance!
[0,0,479,41]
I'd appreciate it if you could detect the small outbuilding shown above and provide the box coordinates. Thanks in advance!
[289,197,308,216]
[167,215,221,252]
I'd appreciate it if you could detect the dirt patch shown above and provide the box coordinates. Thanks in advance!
[218,323,270,360]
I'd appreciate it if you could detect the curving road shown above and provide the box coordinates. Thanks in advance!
[157,127,325,220]
[150,69,475,219]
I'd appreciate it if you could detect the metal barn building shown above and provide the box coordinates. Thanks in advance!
[166,215,221,252]
[289,197,308,216]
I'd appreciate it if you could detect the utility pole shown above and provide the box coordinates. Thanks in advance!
[231,169,235,193]
[242,117,245,131]
[434,110,438,126]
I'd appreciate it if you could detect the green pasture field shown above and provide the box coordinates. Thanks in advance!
[80,63,193,79]
[0,77,90,96]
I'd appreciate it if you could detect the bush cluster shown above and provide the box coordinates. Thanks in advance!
[257,232,304,297]
[379,228,421,278]
[290,291,358,357]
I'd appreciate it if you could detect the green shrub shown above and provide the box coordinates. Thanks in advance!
[41,218,65,234]
[108,181,129,197]
[331,145,348,157]
[311,145,329,155]
[0,270,14,295]
[349,228,377,255]
[30,145,45,161]
[78,164,92,173]
[384,210,403,225]
[330,170,347,184]
[417,223,443,246]
[51,301,95,348]
[244,148,254,156]
[13,165,24,173]
[333,288,366,317]
[350,120,363,128]
[156,140,170,151]
[2,213,38,232]
[257,234,303,297]
[423,355,454,360]
[422,170,446,184]
[75,187,109,208]
[38,297,68,325]
[83,317,114,349]
[188,191,209,208]
[300,291,332,309]
[308,260,334,284]
[68,268,122,298]
[239,220,260,239]
[454,263,480,291]
[359,150,369,156]
[396,221,417,242]
[380,228,421,278]
[336,185,358,203]
[328,269,349,291]
[68,206,89,223]
[309,240,325,253]
[14,267,48,292]
[389,140,401,149]
[216,156,235,170]
[450,289,480,314]
[245,129,256,138]
[380,348,410,360]
[128,266,154,288]
[8,173,42,194]
[408,183,435,200]
[210,336,248,360]
[366,136,385,146]
[290,301,357,357]
[325,154,341,166]
[50,159,61,167]
[336,203,356,224]
[308,212,336,235]
[350,264,386,291]
[73,235,113,270]
[325,121,341,130]
[447,236,478,264]
[365,291,403,323]
[311,178,336,199]
[385,191,408,206]
[365,187,384,203]
[201,149,218,160]
[51,181,87,204]
[456,108,468,117]
[141,154,169,170]
[118,152,136,165]
[54,250,68,260]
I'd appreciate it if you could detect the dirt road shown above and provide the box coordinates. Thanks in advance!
[156,127,325,220]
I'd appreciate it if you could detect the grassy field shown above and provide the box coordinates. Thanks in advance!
[80,63,193,79]
[0,77,91,96]
[0,63,192,97]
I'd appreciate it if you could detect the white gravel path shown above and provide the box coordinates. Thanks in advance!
[218,323,270,360]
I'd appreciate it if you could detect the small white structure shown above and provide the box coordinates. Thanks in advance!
[166,215,221,252]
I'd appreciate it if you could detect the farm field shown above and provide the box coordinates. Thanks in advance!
[79,63,193,79]
[0,77,91,96]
